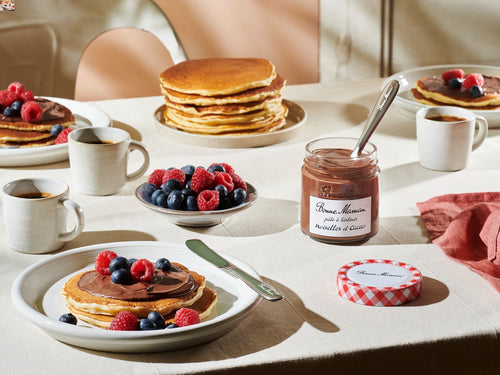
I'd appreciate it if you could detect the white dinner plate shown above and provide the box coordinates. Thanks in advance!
[11,241,261,353]
[0,97,111,166]
[153,99,307,148]
[383,64,500,127]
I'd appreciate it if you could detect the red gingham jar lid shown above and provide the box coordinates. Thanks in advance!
[337,259,422,307]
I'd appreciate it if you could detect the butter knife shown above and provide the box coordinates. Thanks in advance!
[185,239,283,301]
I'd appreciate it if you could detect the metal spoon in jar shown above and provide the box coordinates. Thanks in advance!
[350,79,400,157]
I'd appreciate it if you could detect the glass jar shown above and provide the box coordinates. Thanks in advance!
[300,137,379,243]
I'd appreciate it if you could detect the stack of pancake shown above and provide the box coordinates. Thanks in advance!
[159,58,288,135]
[412,74,500,110]
[0,98,75,148]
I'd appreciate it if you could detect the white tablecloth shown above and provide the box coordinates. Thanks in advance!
[1,79,499,374]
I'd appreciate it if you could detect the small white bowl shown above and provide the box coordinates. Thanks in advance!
[135,182,258,227]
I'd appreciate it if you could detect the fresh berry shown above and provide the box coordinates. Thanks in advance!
[3,106,17,117]
[7,82,24,95]
[469,85,483,97]
[109,311,138,331]
[181,187,195,197]
[155,258,172,272]
[208,163,225,173]
[11,100,22,112]
[229,172,247,192]
[130,259,154,282]
[232,188,247,206]
[197,190,219,211]
[442,69,464,83]
[161,179,182,195]
[167,190,184,210]
[0,90,19,107]
[19,90,35,102]
[59,313,77,325]
[147,169,166,186]
[142,183,158,203]
[166,323,178,329]
[181,165,195,180]
[209,162,235,174]
[463,73,484,91]
[147,311,165,329]
[95,250,118,275]
[151,189,165,205]
[20,101,43,122]
[109,256,130,273]
[448,77,463,89]
[139,318,157,330]
[111,268,132,284]
[156,192,169,208]
[214,184,228,199]
[213,171,234,193]
[190,167,215,193]
[186,195,198,211]
[162,168,185,187]
[128,258,137,267]
[55,128,72,144]
[174,308,201,327]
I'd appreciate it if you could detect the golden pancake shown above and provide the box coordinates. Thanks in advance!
[0,128,53,142]
[160,58,276,96]
[0,137,56,148]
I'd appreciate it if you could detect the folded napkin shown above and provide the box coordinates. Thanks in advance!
[417,192,500,292]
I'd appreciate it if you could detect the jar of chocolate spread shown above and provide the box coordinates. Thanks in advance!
[300,137,379,243]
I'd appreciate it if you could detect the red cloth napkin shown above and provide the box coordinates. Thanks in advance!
[416,192,500,292]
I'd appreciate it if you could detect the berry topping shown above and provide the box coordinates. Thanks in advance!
[55,128,73,144]
[147,169,166,186]
[162,168,186,187]
[95,250,118,275]
[174,308,201,327]
[130,259,154,282]
[109,256,130,273]
[19,90,34,102]
[155,258,172,272]
[442,69,464,83]
[11,100,22,112]
[139,318,157,330]
[111,268,132,284]
[109,311,138,331]
[0,90,19,108]
[147,311,165,329]
[7,82,24,95]
[190,167,215,193]
[20,101,43,122]
[3,106,17,117]
[463,73,484,91]
[448,77,463,89]
[469,85,484,97]
[59,313,78,325]
[213,171,234,193]
[197,190,220,211]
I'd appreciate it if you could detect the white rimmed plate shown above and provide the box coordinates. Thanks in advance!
[153,99,307,148]
[383,64,500,127]
[0,97,111,166]
[135,182,258,227]
[11,241,261,353]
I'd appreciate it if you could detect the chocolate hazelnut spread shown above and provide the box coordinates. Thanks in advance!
[78,264,197,301]
[418,75,500,103]
[300,137,379,243]
[0,98,70,123]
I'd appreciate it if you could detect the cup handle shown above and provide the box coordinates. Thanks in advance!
[127,141,150,182]
[59,199,85,242]
[472,115,488,151]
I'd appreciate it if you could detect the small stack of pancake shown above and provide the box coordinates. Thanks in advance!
[0,98,75,148]
[159,58,288,135]
[61,262,217,329]
[412,73,500,110]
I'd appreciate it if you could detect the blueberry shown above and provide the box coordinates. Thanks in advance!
[448,77,462,89]
[161,179,182,195]
[109,256,130,272]
[218,197,232,210]
[185,179,192,189]
[3,106,16,117]
[139,318,157,331]
[59,313,77,325]
[128,258,137,267]
[232,188,247,206]
[111,268,132,284]
[181,187,195,197]
[142,183,158,203]
[469,85,483,97]
[181,165,195,180]
[156,257,172,272]
[208,164,225,173]
[186,195,198,211]
[214,184,228,199]
[167,190,184,210]
[154,191,168,208]
[151,189,164,205]
[50,124,63,136]
[147,311,165,329]
[165,323,178,329]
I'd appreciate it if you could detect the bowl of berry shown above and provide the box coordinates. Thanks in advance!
[136,162,257,227]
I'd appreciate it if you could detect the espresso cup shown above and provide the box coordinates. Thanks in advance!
[416,106,488,171]
[1,178,85,253]
[68,127,150,195]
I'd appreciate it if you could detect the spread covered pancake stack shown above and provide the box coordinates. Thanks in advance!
[159,58,288,135]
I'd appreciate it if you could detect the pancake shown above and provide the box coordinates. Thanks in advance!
[0,128,54,142]
[160,58,276,96]
[0,137,56,148]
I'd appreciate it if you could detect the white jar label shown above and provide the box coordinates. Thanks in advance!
[309,196,371,237]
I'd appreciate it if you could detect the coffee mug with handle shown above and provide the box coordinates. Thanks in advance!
[68,127,150,195]
[1,178,85,254]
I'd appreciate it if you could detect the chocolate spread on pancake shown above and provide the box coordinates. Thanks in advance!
[78,265,198,301]
[0,98,69,123]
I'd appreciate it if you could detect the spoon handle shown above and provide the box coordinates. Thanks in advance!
[351,79,400,157]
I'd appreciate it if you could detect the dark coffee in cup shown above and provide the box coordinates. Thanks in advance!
[426,115,467,122]
[15,192,55,199]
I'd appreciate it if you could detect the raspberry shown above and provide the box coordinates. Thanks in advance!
[442,69,464,83]
[109,311,138,331]
[229,172,247,192]
[190,167,215,193]
[7,82,24,95]
[213,171,234,193]
[19,90,34,102]
[55,128,72,144]
[20,101,43,122]
[95,250,118,275]
[174,308,200,327]
[463,73,484,90]
[130,259,154,282]
[162,168,186,187]
[197,190,219,211]
[147,169,166,186]
[0,90,19,107]
[208,162,235,174]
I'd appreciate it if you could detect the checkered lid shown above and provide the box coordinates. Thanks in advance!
[337,259,422,306]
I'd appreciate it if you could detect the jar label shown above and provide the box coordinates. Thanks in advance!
[309,196,371,237]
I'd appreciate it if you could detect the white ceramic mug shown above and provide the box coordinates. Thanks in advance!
[416,106,488,171]
[68,127,150,195]
[1,178,85,253]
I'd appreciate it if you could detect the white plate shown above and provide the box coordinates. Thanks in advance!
[0,97,111,166]
[153,99,307,148]
[383,64,500,127]
[11,241,261,353]
[135,182,258,227]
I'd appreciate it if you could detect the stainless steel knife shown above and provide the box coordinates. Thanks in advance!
[185,239,283,302]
